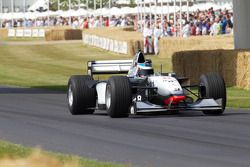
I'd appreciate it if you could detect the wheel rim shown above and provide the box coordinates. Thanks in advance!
[130,105,135,114]
[68,85,73,107]
[106,86,111,109]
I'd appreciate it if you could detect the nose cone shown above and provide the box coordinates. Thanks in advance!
[148,76,183,97]
[164,95,186,105]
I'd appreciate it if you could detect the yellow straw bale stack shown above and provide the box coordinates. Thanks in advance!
[64,29,82,40]
[82,27,233,56]
[172,49,250,89]
[0,28,8,39]
[83,27,143,56]
[45,29,82,41]
[45,29,64,41]
[83,27,142,41]
[159,35,234,58]
[236,51,250,89]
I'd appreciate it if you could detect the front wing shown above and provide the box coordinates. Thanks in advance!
[131,98,223,114]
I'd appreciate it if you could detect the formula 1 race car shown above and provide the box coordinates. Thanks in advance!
[67,51,226,118]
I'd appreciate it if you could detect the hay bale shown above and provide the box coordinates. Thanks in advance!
[83,27,143,56]
[45,29,64,41]
[45,30,51,41]
[159,35,234,58]
[172,49,250,89]
[65,29,82,40]
[45,29,82,41]
[122,26,135,32]
[127,39,143,56]
[83,27,143,41]
[82,27,233,56]
[0,28,8,39]
[236,51,250,89]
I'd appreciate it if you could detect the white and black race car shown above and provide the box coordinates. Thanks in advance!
[67,51,226,118]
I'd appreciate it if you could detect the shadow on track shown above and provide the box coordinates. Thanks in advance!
[0,86,66,94]
[129,111,203,119]
[93,111,205,119]
[128,110,250,119]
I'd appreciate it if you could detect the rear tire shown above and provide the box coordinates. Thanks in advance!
[199,73,226,115]
[106,76,132,118]
[67,75,96,115]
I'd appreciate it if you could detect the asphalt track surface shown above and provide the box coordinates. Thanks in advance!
[0,86,250,167]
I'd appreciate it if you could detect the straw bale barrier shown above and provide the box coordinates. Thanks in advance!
[122,26,136,32]
[0,28,8,39]
[159,35,234,58]
[82,27,233,56]
[45,29,82,41]
[83,27,142,41]
[172,50,250,89]
[83,27,143,55]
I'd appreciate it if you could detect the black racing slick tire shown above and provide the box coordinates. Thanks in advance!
[106,76,132,118]
[67,75,96,115]
[199,73,227,115]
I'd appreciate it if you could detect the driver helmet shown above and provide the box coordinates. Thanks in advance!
[137,62,154,77]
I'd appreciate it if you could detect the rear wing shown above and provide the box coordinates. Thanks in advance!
[87,60,133,76]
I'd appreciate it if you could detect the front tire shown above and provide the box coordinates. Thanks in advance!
[67,75,96,115]
[199,73,227,115]
[106,76,132,118]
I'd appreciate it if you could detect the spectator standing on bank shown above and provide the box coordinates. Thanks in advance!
[190,22,196,36]
[143,22,153,54]
[72,18,79,29]
[166,22,173,36]
[196,22,200,35]
[182,21,190,38]
[210,16,222,35]
[83,18,89,29]
[89,16,94,28]
[153,24,162,55]
[109,16,116,27]
[94,16,101,27]
[120,17,127,27]
[221,16,227,34]
[226,14,233,34]
[201,22,207,35]
[105,17,109,27]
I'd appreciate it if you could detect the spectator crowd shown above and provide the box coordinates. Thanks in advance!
[161,7,233,37]
[1,7,233,37]
[142,7,233,54]
[1,6,233,54]
[1,15,134,29]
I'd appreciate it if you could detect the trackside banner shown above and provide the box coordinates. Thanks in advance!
[83,34,128,55]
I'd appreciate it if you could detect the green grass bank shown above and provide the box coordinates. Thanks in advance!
[0,43,249,108]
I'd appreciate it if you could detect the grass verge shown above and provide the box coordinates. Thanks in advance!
[0,43,249,108]
[227,87,250,108]
[0,37,45,42]
[0,140,125,167]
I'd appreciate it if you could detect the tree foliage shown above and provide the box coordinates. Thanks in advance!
[49,0,136,11]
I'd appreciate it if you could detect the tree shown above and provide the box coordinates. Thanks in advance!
[129,0,136,7]
[49,0,113,11]
[49,0,138,11]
